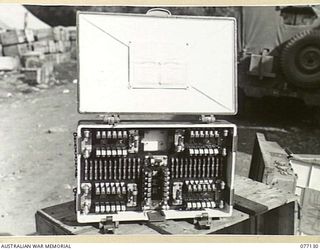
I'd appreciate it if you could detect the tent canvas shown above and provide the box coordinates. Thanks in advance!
[0,4,50,30]
[241,6,320,55]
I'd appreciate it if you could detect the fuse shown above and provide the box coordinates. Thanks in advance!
[105,204,110,213]
[111,203,116,212]
[101,131,106,139]
[192,202,197,209]
[204,148,209,155]
[190,131,194,138]
[195,131,199,138]
[84,159,88,181]
[101,183,106,195]
[208,148,214,155]
[214,130,219,138]
[211,201,216,208]
[101,148,106,157]
[96,148,101,157]
[95,203,100,213]
[105,183,109,195]
[132,158,136,179]
[123,149,128,156]
[116,203,121,212]
[107,131,111,139]
[223,129,229,137]
[204,131,209,138]
[214,148,219,155]
[105,202,110,213]
[95,183,100,195]
[89,160,93,180]
[128,158,132,179]
[187,202,192,209]
[113,160,117,180]
[112,149,117,156]
[209,130,214,138]
[106,148,112,156]
[121,204,126,211]
[117,131,122,138]
[196,202,201,209]
[120,182,126,194]
[117,149,122,156]
[222,148,227,157]
[104,160,107,180]
[94,160,98,180]
[219,200,224,209]
[197,158,201,177]
[206,201,212,208]
[96,131,101,139]
[118,159,122,180]
[112,131,117,139]
[99,160,103,180]
[123,131,128,138]
[194,148,199,156]
[100,203,105,213]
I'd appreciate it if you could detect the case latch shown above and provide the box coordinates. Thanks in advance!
[99,216,119,234]
[200,115,216,123]
[193,212,212,230]
[100,115,120,125]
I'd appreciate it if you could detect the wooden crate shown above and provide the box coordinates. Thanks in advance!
[66,26,77,41]
[32,40,49,54]
[3,43,29,57]
[0,57,20,71]
[34,28,54,41]
[21,62,53,85]
[53,26,68,41]
[55,41,66,53]
[249,133,297,194]
[47,40,57,54]
[0,30,26,46]
[299,188,320,235]
[35,176,297,235]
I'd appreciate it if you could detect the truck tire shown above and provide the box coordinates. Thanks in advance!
[280,30,320,88]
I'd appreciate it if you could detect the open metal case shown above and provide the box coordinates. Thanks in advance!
[75,10,237,230]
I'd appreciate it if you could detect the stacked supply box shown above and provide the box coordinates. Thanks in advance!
[32,26,72,64]
[0,29,34,71]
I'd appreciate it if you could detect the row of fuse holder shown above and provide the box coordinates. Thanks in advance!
[184,179,225,192]
[187,147,227,156]
[95,201,127,213]
[95,130,128,139]
[186,200,224,210]
[95,182,127,196]
[96,147,128,157]
[83,158,141,181]
[189,129,229,138]
[170,157,222,179]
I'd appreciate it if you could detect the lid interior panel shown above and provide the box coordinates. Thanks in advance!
[78,12,237,114]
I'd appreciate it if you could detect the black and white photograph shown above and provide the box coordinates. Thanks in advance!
[0,4,319,238]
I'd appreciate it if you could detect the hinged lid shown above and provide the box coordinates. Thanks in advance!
[77,12,237,115]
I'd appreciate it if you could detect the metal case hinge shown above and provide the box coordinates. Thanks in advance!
[200,115,216,123]
[100,115,120,125]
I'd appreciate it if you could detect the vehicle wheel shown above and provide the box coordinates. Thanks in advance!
[280,30,320,88]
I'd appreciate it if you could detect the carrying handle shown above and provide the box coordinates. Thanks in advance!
[146,8,172,16]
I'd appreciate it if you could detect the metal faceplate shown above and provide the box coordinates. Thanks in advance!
[77,12,237,115]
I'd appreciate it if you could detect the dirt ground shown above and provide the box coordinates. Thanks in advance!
[0,60,319,235]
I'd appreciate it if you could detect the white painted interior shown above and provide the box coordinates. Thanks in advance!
[78,12,237,114]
